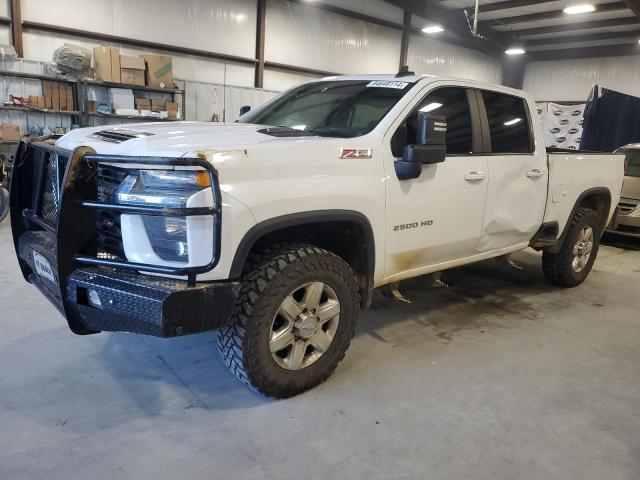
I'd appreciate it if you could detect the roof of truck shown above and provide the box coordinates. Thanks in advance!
[315,73,527,97]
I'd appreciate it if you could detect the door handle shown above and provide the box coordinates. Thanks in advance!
[464,171,486,182]
[526,169,545,179]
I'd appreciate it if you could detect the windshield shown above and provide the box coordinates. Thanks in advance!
[239,80,413,138]
[622,149,640,177]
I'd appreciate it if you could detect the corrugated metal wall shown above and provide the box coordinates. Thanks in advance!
[523,56,640,102]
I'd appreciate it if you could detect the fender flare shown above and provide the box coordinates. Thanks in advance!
[551,186,612,252]
[229,210,376,297]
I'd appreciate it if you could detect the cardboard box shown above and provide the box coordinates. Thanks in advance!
[135,98,151,109]
[0,124,21,141]
[120,56,145,86]
[45,97,53,109]
[87,100,96,113]
[59,93,67,110]
[167,110,178,120]
[93,46,121,83]
[52,96,60,111]
[43,82,53,98]
[37,96,45,108]
[166,101,179,112]
[67,92,74,111]
[142,55,173,88]
[150,99,166,112]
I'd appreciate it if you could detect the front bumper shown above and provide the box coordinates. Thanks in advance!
[10,140,238,337]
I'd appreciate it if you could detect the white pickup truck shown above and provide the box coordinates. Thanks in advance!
[10,74,624,397]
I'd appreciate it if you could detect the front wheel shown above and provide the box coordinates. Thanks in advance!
[217,244,360,398]
[542,207,602,287]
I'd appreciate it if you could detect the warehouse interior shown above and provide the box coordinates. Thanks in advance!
[1,1,639,479]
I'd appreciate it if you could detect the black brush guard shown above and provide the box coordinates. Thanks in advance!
[10,140,239,337]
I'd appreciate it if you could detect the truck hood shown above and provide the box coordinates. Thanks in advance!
[55,121,314,157]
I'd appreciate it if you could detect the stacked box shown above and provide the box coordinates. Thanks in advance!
[0,124,21,141]
[120,56,145,86]
[135,98,151,110]
[93,46,121,83]
[150,99,166,112]
[166,101,179,119]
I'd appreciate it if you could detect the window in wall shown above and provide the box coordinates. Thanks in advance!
[482,91,533,154]
[391,87,473,157]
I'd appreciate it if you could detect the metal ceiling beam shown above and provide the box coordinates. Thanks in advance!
[621,0,640,18]
[510,16,640,37]
[467,0,553,14]
[525,28,640,47]
[254,0,266,88]
[480,1,628,28]
[532,42,640,59]
[383,0,511,55]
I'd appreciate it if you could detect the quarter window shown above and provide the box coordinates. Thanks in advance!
[391,87,473,157]
[482,91,533,154]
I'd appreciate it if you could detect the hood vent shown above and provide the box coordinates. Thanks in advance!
[91,128,154,144]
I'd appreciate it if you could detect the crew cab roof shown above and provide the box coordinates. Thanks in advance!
[313,73,528,98]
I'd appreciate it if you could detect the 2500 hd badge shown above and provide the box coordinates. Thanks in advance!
[394,220,434,231]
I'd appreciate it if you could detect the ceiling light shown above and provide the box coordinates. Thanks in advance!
[420,102,443,113]
[505,48,525,55]
[422,25,444,34]
[563,4,595,14]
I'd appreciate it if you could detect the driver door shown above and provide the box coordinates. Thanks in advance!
[383,85,489,282]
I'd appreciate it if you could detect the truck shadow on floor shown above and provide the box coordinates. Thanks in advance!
[358,250,560,346]
[95,251,563,410]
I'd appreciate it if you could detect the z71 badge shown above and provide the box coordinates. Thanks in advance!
[340,148,373,159]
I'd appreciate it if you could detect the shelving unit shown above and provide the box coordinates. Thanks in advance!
[0,69,186,132]
[79,79,186,127]
[0,70,82,132]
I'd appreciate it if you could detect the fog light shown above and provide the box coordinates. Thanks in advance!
[87,289,103,309]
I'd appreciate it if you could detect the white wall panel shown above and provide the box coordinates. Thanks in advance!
[21,0,256,59]
[317,0,404,24]
[265,0,401,74]
[22,31,256,88]
[0,0,8,18]
[0,25,10,46]
[263,69,319,91]
[523,56,640,101]
[408,34,502,84]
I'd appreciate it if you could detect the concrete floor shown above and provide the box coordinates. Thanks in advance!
[1,221,639,480]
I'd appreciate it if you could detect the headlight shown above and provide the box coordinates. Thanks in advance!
[114,169,212,263]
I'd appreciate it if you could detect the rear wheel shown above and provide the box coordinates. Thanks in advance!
[217,243,360,398]
[542,207,602,287]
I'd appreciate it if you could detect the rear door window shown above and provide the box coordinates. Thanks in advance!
[481,91,533,154]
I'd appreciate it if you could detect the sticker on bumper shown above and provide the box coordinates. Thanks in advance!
[33,251,56,284]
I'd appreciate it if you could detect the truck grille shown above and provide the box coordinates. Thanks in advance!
[40,153,65,225]
[96,165,128,258]
[618,197,640,215]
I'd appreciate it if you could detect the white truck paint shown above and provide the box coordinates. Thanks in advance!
[56,75,624,287]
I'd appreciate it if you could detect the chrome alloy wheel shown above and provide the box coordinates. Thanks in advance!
[572,226,594,273]
[269,282,341,371]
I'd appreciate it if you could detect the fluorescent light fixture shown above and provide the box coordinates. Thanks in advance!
[505,48,526,55]
[504,118,522,126]
[422,25,444,34]
[420,102,443,113]
[563,4,595,14]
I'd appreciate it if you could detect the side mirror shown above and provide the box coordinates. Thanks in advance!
[394,112,447,180]
[239,105,251,116]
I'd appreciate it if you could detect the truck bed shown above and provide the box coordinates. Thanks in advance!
[543,150,625,235]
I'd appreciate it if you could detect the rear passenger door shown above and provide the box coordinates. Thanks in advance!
[475,89,548,251]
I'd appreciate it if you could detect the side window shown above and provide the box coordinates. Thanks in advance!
[391,87,473,157]
[482,91,533,154]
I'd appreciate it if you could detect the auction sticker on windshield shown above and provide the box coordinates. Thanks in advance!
[33,251,56,283]
[366,81,409,89]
